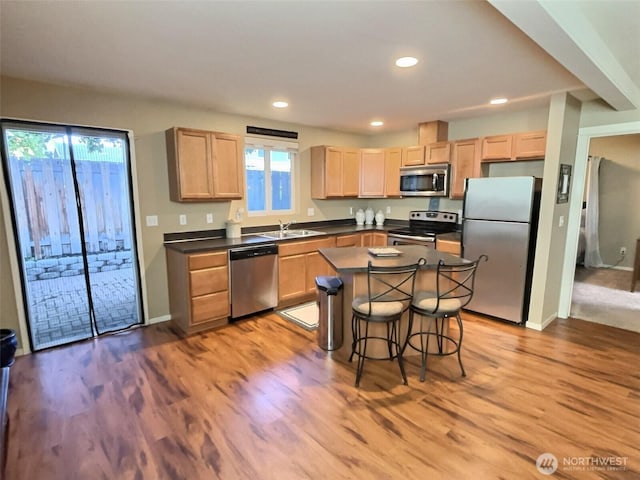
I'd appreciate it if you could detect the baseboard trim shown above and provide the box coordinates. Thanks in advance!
[13,318,171,358]
[608,265,632,272]
[149,315,172,325]
[526,313,557,331]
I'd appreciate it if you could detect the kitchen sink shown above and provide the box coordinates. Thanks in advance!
[258,229,326,239]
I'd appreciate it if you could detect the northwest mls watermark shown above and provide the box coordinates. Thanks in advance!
[536,452,629,475]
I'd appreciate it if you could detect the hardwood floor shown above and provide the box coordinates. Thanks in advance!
[4,312,639,479]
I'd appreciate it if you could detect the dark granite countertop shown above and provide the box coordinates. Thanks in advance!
[318,245,467,273]
[436,231,462,242]
[163,221,400,254]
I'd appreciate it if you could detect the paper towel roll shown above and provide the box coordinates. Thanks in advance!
[225,219,241,238]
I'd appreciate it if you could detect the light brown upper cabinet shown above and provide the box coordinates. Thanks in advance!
[481,130,546,162]
[401,145,426,167]
[450,138,481,200]
[426,141,451,164]
[418,121,449,146]
[311,146,360,198]
[359,148,402,198]
[513,130,546,159]
[384,147,402,197]
[359,148,386,197]
[481,135,513,162]
[166,127,244,202]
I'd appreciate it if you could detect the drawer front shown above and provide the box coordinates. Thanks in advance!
[190,265,228,297]
[278,237,334,256]
[188,251,227,270]
[191,291,229,324]
[336,234,361,247]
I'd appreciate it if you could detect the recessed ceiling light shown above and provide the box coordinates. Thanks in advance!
[272,101,288,108]
[490,97,508,105]
[370,120,384,127]
[395,56,418,68]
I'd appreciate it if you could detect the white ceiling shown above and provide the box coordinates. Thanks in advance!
[1,1,639,135]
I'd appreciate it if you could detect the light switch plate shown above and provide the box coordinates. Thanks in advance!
[146,215,158,227]
[179,214,187,225]
[386,206,391,214]
[206,213,213,224]
[307,208,315,216]
[558,215,564,227]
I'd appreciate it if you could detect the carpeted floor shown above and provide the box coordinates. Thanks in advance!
[571,266,640,333]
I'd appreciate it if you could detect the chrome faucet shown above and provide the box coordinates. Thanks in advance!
[279,219,295,233]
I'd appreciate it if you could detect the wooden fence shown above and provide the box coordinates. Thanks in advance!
[7,156,133,259]
[246,170,291,211]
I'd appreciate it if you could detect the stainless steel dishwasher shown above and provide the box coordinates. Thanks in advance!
[229,243,279,319]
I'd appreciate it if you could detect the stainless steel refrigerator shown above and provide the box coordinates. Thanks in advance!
[462,176,542,324]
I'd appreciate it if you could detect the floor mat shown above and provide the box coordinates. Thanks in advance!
[278,301,319,331]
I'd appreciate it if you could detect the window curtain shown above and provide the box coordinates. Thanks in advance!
[584,156,604,268]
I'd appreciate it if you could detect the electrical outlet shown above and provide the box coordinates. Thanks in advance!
[307,207,315,217]
[179,214,187,225]
[206,213,213,224]
[620,247,627,256]
[386,206,391,214]
[349,207,353,215]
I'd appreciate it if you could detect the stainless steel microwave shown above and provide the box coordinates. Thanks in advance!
[399,164,449,197]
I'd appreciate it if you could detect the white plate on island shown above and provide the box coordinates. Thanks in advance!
[368,247,402,257]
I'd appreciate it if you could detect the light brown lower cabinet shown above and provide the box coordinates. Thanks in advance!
[435,238,461,257]
[278,237,335,307]
[361,232,387,247]
[337,232,387,248]
[166,249,230,335]
[335,234,361,248]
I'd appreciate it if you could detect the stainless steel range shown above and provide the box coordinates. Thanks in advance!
[387,211,458,247]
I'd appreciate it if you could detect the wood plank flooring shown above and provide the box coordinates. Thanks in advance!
[4,312,639,479]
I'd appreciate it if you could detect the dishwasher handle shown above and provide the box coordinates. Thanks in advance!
[229,244,278,261]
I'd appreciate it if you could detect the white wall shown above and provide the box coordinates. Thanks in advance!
[588,134,640,269]
[0,75,371,349]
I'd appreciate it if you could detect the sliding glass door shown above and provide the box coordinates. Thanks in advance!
[1,120,142,350]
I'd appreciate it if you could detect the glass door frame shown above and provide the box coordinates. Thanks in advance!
[0,118,148,352]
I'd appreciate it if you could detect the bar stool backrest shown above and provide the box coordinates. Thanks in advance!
[362,259,426,317]
[430,254,488,314]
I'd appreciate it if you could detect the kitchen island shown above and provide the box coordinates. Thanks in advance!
[319,245,467,359]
